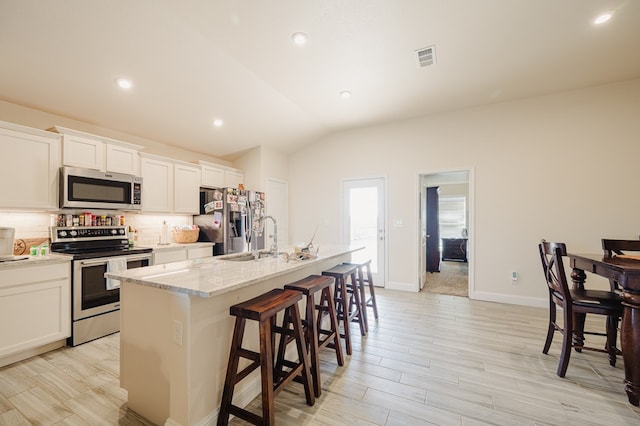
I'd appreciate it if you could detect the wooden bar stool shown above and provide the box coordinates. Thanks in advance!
[322,264,366,356]
[217,289,314,426]
[344,259,379,327]
[284,275,344,397]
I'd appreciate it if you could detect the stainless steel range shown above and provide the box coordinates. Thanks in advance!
[50,226,153,346]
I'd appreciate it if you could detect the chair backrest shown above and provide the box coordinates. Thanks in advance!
[539,241,571,302]
[601,239,640,257]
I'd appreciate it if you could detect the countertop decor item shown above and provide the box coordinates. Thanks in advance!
[173,225,199,243]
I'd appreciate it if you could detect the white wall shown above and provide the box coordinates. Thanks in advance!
[289,78,640,306]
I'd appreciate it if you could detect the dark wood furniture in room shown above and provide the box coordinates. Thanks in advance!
[568,252,640,406]
[601,239,640,292]
[539,242,622,378]
[322,264,365,355]
[344,258,380,322]
[441,238,468,262]
[426,186,440,272]
[217,289,314,426]
[284,275,344,398]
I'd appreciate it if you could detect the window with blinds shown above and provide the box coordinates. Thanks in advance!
[439,195,466,238]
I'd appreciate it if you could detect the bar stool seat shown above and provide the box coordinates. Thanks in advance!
[344,259,379,328]
[284,275,344,397]
[217,288,314,426]
[322,264,366,356]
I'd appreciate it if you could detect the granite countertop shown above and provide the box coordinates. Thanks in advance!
[105,245,361,298]
[0,253,71,270]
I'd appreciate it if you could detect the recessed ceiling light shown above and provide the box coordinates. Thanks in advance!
[291,32,308,45]
[115,78,133,90]
[213,118,224,127]
[340,91,352,99]
[594,12,613,25]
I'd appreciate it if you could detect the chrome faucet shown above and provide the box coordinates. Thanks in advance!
[262,216,278,257]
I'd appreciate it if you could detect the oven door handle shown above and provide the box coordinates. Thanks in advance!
[78,254,152,266]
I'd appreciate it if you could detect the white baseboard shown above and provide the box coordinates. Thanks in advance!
[471,290,547,308]
[386,280,416,292]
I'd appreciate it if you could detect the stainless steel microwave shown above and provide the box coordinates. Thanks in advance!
[59,166,143,210]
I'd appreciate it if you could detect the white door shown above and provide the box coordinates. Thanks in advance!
[343,178,385,287]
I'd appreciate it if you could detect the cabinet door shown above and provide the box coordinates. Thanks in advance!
[174,163,201,214]
[0,125,61,209]
[224,170,244,188]
[0,263,70,360]
[141,157,173,212]
[201,165,225,188]
[106,144,140,175]
[153,249,187,265]
[62,135,105,170]
[187,246,213,259]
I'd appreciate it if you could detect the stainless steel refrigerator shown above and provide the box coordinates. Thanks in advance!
[194,187,265,255]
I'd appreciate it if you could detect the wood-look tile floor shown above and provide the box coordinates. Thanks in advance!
[2,288,640,425]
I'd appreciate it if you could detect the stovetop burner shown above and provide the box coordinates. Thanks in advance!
[49,226,152,260]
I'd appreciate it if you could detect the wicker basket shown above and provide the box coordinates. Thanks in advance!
[173,229,199,243]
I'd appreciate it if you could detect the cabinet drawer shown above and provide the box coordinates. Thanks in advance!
[0,262,70,289]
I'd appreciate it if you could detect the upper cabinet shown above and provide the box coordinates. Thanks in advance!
[140,154,174,213]
[0,121,61,210]
[52,126,142,175]
[174,161,201,214]
[140,155,201,214]
[199,160,244,189]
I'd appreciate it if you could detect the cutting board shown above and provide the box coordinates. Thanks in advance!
[13,238,50,255]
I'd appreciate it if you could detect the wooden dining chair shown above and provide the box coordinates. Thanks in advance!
[602,239,640,292]
[538,241,622,377]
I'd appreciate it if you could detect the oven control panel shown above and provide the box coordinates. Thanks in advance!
[50,226,127,242]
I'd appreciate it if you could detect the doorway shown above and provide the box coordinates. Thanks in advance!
[343,177,386,287]
[419,171,471,297]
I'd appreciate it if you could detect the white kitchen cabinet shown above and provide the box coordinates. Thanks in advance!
[0,121,61,210]
[187,245,213,259]
[200,163,225,188]
[53,126,142,174]
[225,169,245,188]
[61,133,104,171]
[0,260,71,367]
[153,243,213,265]
[106,144,140,175]
[199,160,244,189]
[140,154,174,213]
[174,162,201,214]
[153,247,187,265]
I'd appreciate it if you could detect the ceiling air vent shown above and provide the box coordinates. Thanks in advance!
[415,45,436,68]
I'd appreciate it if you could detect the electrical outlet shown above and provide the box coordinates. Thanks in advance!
[173,320,183,345]
[511,271,518,284]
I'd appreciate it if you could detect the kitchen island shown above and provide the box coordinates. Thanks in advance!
[105,245,361,426]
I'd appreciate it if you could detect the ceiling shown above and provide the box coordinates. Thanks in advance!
[1,1,640,160]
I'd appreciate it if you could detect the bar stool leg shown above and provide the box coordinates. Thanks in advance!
[319,285,344,366]
[259,319,275,426]
[356,267,369,333]
[348,270,367,336]
[335,277,353,355]
[305,292,322,397]
[365,264,379,320]
[290,303,315,406]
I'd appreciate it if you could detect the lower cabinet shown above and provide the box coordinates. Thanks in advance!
[0,261,71,366]
[153,244,214,265]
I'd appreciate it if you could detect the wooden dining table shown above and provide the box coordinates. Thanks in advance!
[568,253,640,406]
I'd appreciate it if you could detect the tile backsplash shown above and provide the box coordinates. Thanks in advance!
[0,211,193,246]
